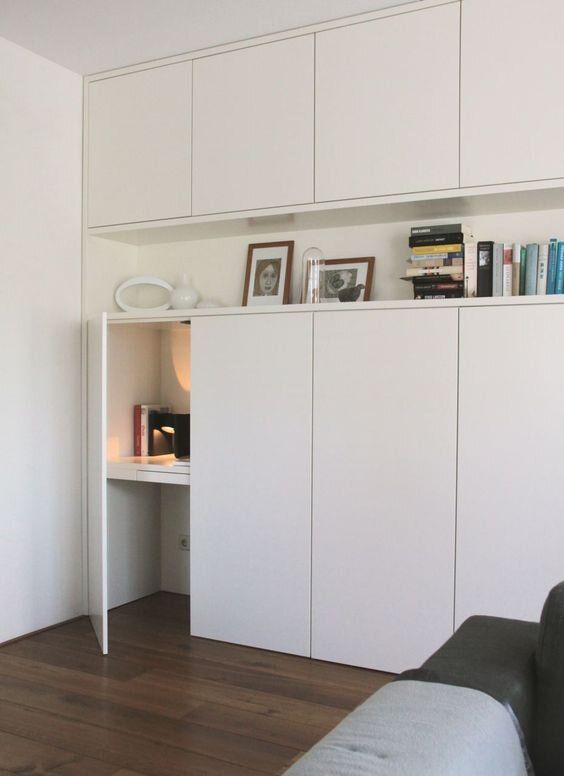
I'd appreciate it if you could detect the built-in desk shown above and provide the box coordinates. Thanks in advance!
[107,454,190,486]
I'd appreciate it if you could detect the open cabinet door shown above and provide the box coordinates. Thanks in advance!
[87,313,108,653]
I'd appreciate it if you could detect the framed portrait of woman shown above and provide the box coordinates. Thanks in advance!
[242,241,294,306]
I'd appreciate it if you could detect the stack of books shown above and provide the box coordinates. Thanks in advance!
[403,223,472,299]
[471,239,564,297]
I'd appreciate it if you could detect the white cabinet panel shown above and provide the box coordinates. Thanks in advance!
[456,305,564,626]
[88,63,192,227]
[461,0,564,187]
[312,308,457,673]
[87,314,108,654]
[190,313,312,655]
[192,37,314,215]
[316,4,459,202]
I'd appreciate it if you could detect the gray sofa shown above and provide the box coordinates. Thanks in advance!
[285,582,564,776]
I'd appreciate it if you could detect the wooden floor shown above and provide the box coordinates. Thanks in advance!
[0,593,393,775]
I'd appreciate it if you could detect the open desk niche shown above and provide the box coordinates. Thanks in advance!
[88,316,191,653]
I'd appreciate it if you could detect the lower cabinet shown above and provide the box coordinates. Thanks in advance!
[311,308,458,673]
[456,305,564,626]
[190,313,313,656]
[89,302,564,665]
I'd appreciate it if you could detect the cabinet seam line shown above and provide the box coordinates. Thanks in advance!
[453,308,460,632]
[457,0,462,187]
[309,313,315,659]
[190,63,194,215]
[313,34,316,203]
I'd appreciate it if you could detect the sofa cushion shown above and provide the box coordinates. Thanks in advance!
[284,680,528,776]
[534,581,564,776]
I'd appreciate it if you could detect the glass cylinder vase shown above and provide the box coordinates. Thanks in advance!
[301,247,326,303]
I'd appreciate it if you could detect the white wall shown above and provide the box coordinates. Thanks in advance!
[0,37,83,642]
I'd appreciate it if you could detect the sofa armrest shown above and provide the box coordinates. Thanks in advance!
[411,615,538,751]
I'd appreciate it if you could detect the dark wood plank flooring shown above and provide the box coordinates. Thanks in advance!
[0,593,393,775]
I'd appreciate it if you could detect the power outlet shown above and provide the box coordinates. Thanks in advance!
[179,534,190,551]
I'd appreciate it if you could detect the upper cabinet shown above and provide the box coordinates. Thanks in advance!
[87,62,192,227]
[83,1,564,232]
[192,36,314,216]
[460,0,564,187]
[315,3,460,203]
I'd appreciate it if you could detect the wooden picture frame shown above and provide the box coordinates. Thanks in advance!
[307,257,375,303]
[242,241,294,306]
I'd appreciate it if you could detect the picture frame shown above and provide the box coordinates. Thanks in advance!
[308,257,375,303]
[242,241,294,306]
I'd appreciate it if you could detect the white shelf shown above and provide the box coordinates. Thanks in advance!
[103,293,564,326]
[107,454,190,486]
[87,178,564,245]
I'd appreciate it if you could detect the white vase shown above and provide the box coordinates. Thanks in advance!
[170,274,200,309]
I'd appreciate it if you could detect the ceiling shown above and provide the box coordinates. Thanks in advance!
[0,0,418,75]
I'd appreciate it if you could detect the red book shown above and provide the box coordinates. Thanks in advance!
[133,404,142,456]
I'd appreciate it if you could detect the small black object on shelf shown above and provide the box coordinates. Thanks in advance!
[148,411,174,455]
[172,413,190,459]
[338,283,365,302]
[148,411,190,457]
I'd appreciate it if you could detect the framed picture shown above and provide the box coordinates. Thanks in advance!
[314,257,375,303]
[242,241,294,306]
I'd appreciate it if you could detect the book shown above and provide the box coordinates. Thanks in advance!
[410,278,463,289]
[537,244,548,295]
[412,280,464,299]
[502,243,513,296]
[511,243,521,296]
[138,404,171,456]
[411,243,463,255]
[524,244,539,295]
[408,257,463,268]
[464,243,477,298]
[477,241,493,297]
[492,242,504,297]
[411,223,472,236]
[409,233,469,248]
[519,245,527,295]
[403,266,463,278]
[413,289,464,299]
[409,251,464,262]
[555,242,564,294]
[133,404,142,456]
[546,238,558,294]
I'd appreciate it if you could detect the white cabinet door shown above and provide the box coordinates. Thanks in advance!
[88,62,192,227]
[192,37,314,215]
[456,305,564,626]
[190,313,312,656]
[461,0,564,187]
[315,3,459,203]
[87,314,108,654]
[312,308,457,673]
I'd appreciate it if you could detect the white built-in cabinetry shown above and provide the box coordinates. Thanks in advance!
[312,308,458,672]
[87,62,192,227]
[89,299,564,670]
[460,0,564,188]
[87,313,108,653]
[85,0,564,233]
[192,36,314,215]
[315,3,459,202]
[190,313,313,655]
[456,304,564,626]
[84,0,564,670]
